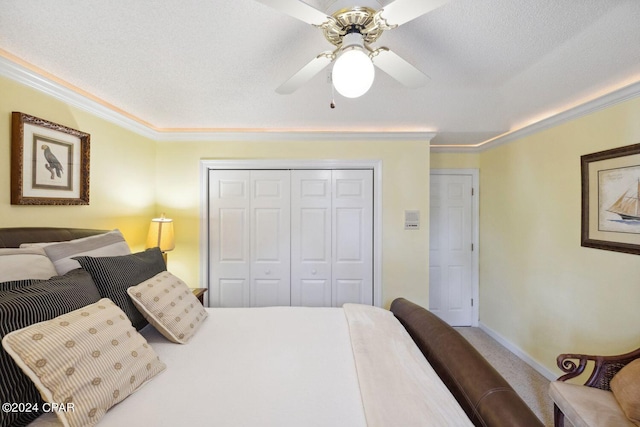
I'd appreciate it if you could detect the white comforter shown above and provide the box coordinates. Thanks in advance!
[30,305,471,427]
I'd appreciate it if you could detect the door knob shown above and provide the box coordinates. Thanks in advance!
[311,269,317,275]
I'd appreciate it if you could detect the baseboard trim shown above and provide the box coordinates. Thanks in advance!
[478,321,557,381]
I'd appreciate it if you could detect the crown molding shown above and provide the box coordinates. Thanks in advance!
[0,54,159,140]
[153,130,436,142]
[431,79,640,153]
[0,54,435,144]
[5,52,636,150]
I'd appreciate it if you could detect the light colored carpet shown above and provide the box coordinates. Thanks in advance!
[454,327,554,427]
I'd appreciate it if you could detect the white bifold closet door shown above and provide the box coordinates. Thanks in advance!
[209,169,372,308]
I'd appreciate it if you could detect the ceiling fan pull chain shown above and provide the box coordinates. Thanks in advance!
[330,72,336,109]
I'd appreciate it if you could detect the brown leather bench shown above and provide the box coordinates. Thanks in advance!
[391,298,543,427]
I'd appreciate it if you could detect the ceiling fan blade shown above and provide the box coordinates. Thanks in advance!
[276,52,334,94]
[254,0,331,26]
[371,48,430,88]
[379,0,449,27]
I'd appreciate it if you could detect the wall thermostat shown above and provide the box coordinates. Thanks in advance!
[404,210,420,230]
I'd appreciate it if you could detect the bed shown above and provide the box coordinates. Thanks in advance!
[0,227,542,427]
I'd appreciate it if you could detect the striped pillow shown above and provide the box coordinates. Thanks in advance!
[0,278,40,289]
[21,230,131,275]
[74,248,167,331]
[0,269,101,427]
[2,298,166,427]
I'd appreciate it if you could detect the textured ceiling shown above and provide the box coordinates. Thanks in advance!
[1,0,640,148]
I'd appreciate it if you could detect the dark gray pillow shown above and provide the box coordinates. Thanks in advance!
[0,269,101,427]
[74,248,166,330]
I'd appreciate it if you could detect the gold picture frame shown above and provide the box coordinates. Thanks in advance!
[11,112,90,205]
[581,143,640,255]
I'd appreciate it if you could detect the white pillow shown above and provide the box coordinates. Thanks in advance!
[0,247,57,281]
[21,230,131,275]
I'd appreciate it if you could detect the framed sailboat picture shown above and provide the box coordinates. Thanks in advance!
[581,143,640,255]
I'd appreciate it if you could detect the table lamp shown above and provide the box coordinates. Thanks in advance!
[146,213,175,264]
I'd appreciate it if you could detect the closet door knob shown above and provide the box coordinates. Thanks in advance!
[311,269,317,275]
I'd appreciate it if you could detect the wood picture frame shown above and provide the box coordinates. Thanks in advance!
[581,143,640,255]
[11,112,90,205]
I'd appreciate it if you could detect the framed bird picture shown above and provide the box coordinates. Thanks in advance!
[11,112,90,205]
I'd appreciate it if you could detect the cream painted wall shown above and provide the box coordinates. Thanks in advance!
[0,77,157,248]
[154,140,431,309]
[479,96,640,376]
[431,152,480,169]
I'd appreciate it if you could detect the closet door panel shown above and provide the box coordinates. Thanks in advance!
[332,170,373,306]
[335,208,365,261]
[209,167,374,308]
[335,279,364,307]
[298,280,330,306]
[219,279,247,307]
[250,171,291,307]
[291,170,332,307]
[209,170,251,307]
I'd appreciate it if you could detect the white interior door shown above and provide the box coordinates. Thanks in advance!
[209,170,251,307]
[332,170,373,306]
[291,170,332,307]
[251,171,291,306]
[429,174,473,326]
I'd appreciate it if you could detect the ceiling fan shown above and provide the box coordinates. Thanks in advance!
[255,0,449,98]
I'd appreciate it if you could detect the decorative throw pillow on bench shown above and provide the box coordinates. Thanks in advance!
[128,271,208,344]
[611,359,640,426]
[2,298,166,427]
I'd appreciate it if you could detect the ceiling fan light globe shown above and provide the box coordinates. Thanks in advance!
[332,49,375,98]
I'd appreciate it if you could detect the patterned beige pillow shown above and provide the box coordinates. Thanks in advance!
[1,298,166,427]
[127,271,208,344]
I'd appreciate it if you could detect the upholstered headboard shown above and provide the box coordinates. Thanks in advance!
[0,227,107,248]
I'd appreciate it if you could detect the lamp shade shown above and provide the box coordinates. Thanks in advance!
[332,33,375,98]
[146,214,175,252]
